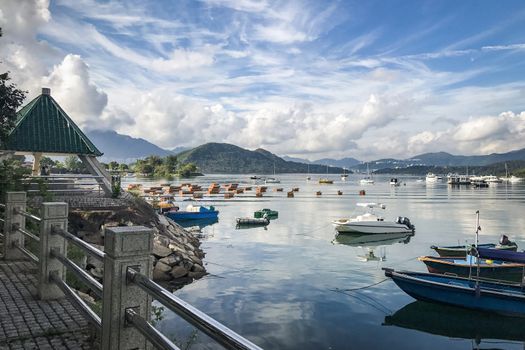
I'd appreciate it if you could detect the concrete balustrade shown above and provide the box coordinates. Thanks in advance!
[3,192,27,259]
[101,226,153,350]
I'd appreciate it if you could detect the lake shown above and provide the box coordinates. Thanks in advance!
[123,174,525,349]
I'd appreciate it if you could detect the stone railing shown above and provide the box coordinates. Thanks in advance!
[1,192,262,350]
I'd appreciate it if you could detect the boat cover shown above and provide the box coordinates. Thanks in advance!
[477,247,525,264]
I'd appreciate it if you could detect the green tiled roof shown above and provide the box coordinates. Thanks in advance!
[3,91,103,156]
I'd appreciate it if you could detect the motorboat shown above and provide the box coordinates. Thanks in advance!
[332,203,415,234]
[482,175,502,183]
[254,208,278,219]
[425,172,439,183]
[447,173,471,185]
[501,164,522,183]
[359,163,374,184]
[320,164,334,184]
[165,204,219,221]
[236,217,270,226]
[390,178,400,186]
[431,241,518,257]
[341,168,349,181]
[332,232,413,247]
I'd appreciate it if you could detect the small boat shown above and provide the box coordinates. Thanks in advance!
[359,163,374,185]
[384,268,525,317]
[250,175,261,180]
[431,235,518,257]
[236,217,269,226]
[341,168,349,181]
[447,173,471,185]
[265,163,280,183]
[319,178,333,184]
[471,179,489,188]
[418,255,525,283]
[483,175,502,183]
[389,178,400,187]
[425,172,438,183]
[254,208,278,219]
[332,203,415,234]
[333,232,413,247]
[165,205,219,221]
[501,163,522,183]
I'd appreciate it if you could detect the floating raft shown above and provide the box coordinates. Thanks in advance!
[236,217,270,226]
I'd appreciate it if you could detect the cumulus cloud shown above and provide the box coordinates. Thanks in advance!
[407,111,525,155]
[42,54,108,127]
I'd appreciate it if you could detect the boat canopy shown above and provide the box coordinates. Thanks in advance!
[477,247,525,264]
[356,202,386,209]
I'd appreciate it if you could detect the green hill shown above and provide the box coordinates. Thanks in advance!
[176,143,349,174]
[374,160,525,176]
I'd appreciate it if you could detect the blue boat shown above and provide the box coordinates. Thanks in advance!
[165,205,219,221]
[384,268,525,317]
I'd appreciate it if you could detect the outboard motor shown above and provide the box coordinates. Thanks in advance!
[499,234,513,246]
[397,217,415,232]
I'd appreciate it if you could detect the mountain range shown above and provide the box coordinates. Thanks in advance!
[87,130,525,172]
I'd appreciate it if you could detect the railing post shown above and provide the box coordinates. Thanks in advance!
[38,202,68,299]
[102,226,153,350]
[3,192,27,260]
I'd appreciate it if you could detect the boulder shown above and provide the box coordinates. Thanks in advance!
[169,266,188,279]
[159,255,181,267]
[153,269,171,281]
[154,261,172,273]
[152,243,172,258]
[191,264,205,273]
[187,271,206,279]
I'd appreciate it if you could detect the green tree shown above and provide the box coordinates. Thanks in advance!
[108,160,119,171]
[118,163,129,172]
[40,156,56,168]
[0,28,27,148]
[64,155,82,171]
[177,163,198,177]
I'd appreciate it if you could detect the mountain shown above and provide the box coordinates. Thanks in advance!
[313,157,361,168]
[176,143,349,174]
[409,149,525,166]
[87,130,172,163]
[171,146,190,154]
[374,160,525,176]
[282,156,312,163]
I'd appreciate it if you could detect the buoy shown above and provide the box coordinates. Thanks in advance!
[316,191,322,196]
[337,190,343,195]
[287,191,294,198]
[359,190,366,195]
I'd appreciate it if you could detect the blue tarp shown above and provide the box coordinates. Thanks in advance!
[477,247,525,264]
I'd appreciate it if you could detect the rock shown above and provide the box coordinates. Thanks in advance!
[169,266,188,279]
[153,269,171,281]
[154,261,172,273]
[159,255,181,267]
[191,264,205,273]
[190,256,203,266]
[77,291,96,306]
[187,271,206,279]
[152,243,172,258]
[89,267,104,280]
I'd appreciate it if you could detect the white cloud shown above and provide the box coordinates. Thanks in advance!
[253,24,310,44]
[42,54,108,126]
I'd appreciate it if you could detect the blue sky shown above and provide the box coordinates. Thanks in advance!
[2,0,525,160]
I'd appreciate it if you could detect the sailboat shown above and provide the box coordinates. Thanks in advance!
[319,165,333,184]
[341,167,348,181]
[306,164,311,181]
[501,163,522,183]
[359,163,374,184]
[265,163,280,184]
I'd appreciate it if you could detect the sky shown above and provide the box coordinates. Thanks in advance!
[1,0,525,161]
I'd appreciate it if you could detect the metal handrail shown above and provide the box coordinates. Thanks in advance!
[16,226,40,242]
[125,308,180,350]
[0,203,5,209]
[50,248,103,298]
[52,228,105,260]
[13,242,39,263]
[127,268,262,350]
[0,217,4,223]
[26,175,104,179]
[49,271,102,330]
[14,209,42,223]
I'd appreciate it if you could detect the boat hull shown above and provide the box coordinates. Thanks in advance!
[333,221,413,234]
[419,256,525,283]
[385,269,525,317]
[431,243,518,257]
[165,211,219,221]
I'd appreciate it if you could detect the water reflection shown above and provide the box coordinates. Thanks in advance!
[384,301,525,347]
[176,217,219,229]
[332,232,413,261]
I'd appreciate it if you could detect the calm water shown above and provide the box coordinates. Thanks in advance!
[124,174,525,349]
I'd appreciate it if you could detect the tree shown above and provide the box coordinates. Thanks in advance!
[177,163,198,177]
[0,28,27,148]
[64,155,82,172]
[40,156,56,168]
[118,163,129,172]
[108,160,119,171]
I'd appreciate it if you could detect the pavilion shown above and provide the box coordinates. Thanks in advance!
[1,88,112,195]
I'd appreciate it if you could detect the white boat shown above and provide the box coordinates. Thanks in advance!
[508,175,522,183]
[332,203,414,234]
[482,175,502,183]
[425,172,438,183]
[360,163,374,185]
[341,168,349,181]
[390,178,401,186]
[265,163,280,184]
[501,163,522,183]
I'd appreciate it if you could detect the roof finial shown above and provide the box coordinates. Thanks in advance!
[42,87,51,95]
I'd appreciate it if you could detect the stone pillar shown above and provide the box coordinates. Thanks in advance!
[32,152,42,176]
[3,192,27,260]
[101,226,153,350]
[38,202,68,299]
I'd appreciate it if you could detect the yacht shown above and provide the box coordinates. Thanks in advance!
[332,203,415,234]
[390,178,401,187]
[360,163,374,185]
[425,172,438,183]
[341,168,349,181]
[265,163,280,184]
[482,175,502,183]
